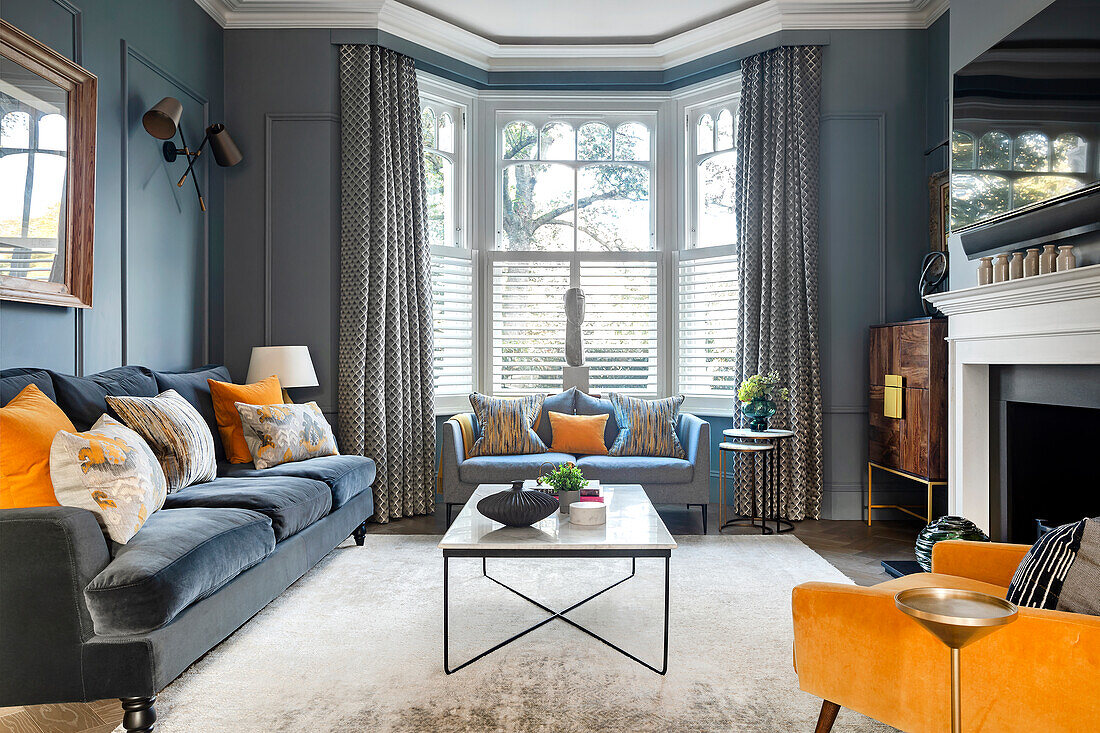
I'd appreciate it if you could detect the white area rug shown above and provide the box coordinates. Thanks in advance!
[128,535,893,732]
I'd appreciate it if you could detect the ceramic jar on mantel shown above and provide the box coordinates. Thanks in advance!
[1057,245,1077,272]
[1023,248,1040,277]
[992,253,1009,283]
[1039,244,1058,274]
[977,256,994,285]
[1009,252,1024,280]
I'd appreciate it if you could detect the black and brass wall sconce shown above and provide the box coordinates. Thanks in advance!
[142,97,242,212]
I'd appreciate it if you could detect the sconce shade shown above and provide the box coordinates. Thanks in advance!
[206,123,243,167]
[142,97,183,140]
[246,346,319,388]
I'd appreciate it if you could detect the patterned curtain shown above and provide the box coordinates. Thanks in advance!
[337,46,435,523]
[733,46,824,521]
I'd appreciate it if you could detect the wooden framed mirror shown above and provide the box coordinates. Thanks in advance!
[0,19,96,308]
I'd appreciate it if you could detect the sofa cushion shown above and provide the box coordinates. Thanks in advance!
[0,368,56,406]
[51,366,159,431]
[219,455,376,510]
[575,454,693,484]
[458,452,575,484]
[574,391,619,449]
[153,365,232,462]
[536,388,576,447]
[163,476,331,541]
[84,507,275,635]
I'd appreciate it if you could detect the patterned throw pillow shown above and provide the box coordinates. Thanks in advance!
[468,393,547,457]
[608,393,686,459]
[234,401,339,470]
[50,415,167,544]
[106,390,217,491]
[1007,518,1088,610]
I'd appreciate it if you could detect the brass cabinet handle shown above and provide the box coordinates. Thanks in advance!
[884,374,904,419]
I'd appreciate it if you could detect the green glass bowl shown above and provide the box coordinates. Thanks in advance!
[915,515,990,572]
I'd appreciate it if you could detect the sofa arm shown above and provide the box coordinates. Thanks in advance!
[793,581,1100,732]
[0,506,111,705]
[678,412,709,467]
[932,539,1030,588]
[440,418,466,500]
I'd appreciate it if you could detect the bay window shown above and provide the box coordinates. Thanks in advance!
[421,75,742,412]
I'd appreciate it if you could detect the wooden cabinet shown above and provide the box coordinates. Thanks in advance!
[868,318,947,481]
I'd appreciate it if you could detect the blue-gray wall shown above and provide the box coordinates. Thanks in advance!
[0,0,224,375]
[222,25,948,518]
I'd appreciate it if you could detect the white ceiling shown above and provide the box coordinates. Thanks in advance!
[399,0,768,44]
[194,0,949,72]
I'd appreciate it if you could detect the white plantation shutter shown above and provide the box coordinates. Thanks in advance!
[677,248,738,396]
[581,259,659,393]
[491,260,570,394]
[431,249,474,395]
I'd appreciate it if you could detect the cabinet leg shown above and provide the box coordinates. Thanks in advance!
[867,463,873,526]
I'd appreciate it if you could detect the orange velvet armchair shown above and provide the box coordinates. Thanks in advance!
[792,540,1100,732]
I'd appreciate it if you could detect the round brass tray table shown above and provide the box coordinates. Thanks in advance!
[895,587,1018,733]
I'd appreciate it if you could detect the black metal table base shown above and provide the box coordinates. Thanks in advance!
[719,433,795,535]
[443,552,670,675]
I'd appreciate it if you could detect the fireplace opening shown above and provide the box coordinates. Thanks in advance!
[1004,401,1100,542]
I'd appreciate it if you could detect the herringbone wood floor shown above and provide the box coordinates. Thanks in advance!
[4,505,919,733]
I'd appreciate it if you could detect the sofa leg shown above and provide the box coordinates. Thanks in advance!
[120,695,157,732]
[701,503,708,535]
[352,521,368,546]
[446,503,457,526]
[814,700,840,733]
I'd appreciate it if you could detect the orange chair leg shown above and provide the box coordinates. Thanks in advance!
[814,700,840,733]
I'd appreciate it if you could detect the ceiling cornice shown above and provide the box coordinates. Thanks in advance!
[195,0,949,72]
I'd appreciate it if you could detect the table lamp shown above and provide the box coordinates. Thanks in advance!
[246,346,318,402]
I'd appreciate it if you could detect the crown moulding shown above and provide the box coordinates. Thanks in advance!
[193,0,949,72]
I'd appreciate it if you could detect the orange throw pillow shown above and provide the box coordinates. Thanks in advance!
[208,375,283,463]
[0,384,76,508]
[548,411,609,456]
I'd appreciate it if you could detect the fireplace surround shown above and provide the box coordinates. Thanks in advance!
[926,264,1100,536]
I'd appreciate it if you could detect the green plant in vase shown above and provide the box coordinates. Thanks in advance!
[539,462,587,514]
[737,371,790,432]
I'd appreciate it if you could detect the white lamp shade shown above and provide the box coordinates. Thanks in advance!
[246,346,319,388]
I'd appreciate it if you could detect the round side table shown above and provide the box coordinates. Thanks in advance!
[722,428,795,534]
[718,441,776,535]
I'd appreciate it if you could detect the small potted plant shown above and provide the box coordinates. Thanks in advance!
[737,371,790,432]
[539,462,587,514]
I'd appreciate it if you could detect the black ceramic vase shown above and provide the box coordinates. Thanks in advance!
[477,481,559,527]
[915,515,990,571]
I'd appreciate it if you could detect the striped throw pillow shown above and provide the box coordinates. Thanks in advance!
[608,393,685,459]
[106,390,217,491]
[1006,518,1088,610]
[468,393,547,457]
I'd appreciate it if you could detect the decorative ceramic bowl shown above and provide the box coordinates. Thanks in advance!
[915,515,990,572]
[477,482,559,527]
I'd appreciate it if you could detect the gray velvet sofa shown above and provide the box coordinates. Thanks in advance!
[441,389,710,530]
[0,365,376,732]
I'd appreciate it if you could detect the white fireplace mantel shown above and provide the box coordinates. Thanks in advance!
[926,264,1100,534]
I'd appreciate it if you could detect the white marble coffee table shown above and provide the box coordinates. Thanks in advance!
[439,484,676,675]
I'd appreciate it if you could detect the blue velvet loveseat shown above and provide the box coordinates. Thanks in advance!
[0,365,376,732]
[440,388,710,531]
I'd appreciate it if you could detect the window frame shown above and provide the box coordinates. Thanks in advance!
[419,74,478,414]
[488,105,665,398]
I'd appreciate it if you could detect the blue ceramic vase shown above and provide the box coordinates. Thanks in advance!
[741,397,777,432]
